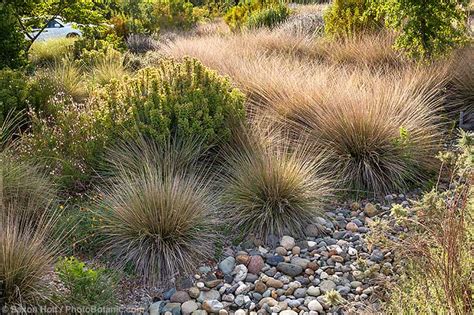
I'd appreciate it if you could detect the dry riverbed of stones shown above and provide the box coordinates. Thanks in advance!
[147,194,413,315]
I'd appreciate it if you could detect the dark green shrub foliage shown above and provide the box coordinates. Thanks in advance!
[0,4,27,69]
[246,4,290,29]
[324,0,378,37]
[0,69,29,124]
[101,57,246,144]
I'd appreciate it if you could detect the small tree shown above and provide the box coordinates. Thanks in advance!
[2,0,104,52]
[0,3,27,69]
[371,0,469,60]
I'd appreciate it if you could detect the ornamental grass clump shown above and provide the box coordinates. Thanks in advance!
[279,70,444,194]
[220,124,333,242]
[1,113,56,220]
[0,211,60,307]
[98,139,217,284]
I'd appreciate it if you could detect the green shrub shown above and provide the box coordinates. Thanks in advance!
[98,139,217,283]
[152,0,197,30]
[20,96,112,191]
[73,25,125,60]
[0,4,27,69]
[324,0,379,38]
[224,0,281,31]
[55,256,118,307]
[99,57,245,145]
[224,4,252,31]
[0,69,29,124]
[0,69,52,125]
[246,4,290,29]
[371,0,469,60]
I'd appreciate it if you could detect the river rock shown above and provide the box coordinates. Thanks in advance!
[170,290,190,303]
[182,301,199,315]
[247,255,264,274]
[219,256,236,274]
[280,236,295,250]
[277,263,303,276]
[202,300,224,313]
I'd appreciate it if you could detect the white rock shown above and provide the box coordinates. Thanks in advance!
[308,300,323,312]
[202,300,224,313]
[234,265,248,282]
[182,301,199,315]
[306,286,321,297]
[280,311,298,315]
[235,310,246,315]
[235,283,249,295]
[280,235,296,250]
[307,241,317,247]
[348,247,358,255]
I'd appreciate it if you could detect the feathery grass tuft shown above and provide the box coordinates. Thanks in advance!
[1,113,56,220]
[0,210,60,307]
[29,38,76,66]
[220,124,332,242]
[90,49,128,86]
[278,70,444,194]
[46,57,88,102]
[97,138,216,284]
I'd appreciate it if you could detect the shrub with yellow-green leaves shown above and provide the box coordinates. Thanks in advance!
[323,0,380,38]
[246,3,290,29]
[224,0,282,31]
[98,57,246,145]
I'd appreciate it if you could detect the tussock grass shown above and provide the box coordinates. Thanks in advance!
[0,157,56,220]
[0,208,60,307]
[163,29,446,194]
[447,47,474,115]
[89,50,128,86]
[29,38,76,66]
[98,138,216,284]
[46,58,88,102]
[277,70,444,194]
[220,123,333,241]
[1,114,56,221]
[126,34,159,54]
